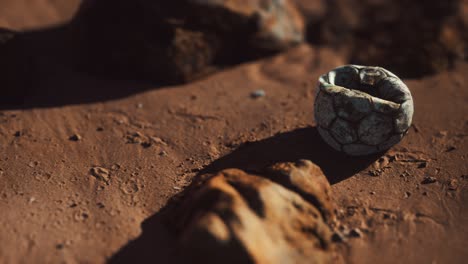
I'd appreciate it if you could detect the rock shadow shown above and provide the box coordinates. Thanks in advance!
[0,0,293,111]
[107,198,184,264]
[0,23,158,110]
[200,126,380,184]
[108,126,380,263]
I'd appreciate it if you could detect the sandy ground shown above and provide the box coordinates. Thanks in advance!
[0,1,467,263]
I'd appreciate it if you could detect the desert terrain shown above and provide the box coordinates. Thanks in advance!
[0,0,467,263]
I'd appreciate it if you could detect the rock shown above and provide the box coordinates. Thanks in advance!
[421,176,437,184]
[186,0,305,51]
[72,0,304,83]
[317,0,467,78]
[448,179,458,190]
[250,89,266,99]
[264,159,335,222]
[177,160,335,264]
[331,232,346,243]
[71,0,216,83]
[348,228,362,238]
[69,134,82,141]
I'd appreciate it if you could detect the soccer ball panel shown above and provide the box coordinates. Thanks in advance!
[358,113,393,145]
[317,126,341,151]
[330,118,358,144]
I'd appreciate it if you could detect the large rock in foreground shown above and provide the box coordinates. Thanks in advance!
[176,160,335,264]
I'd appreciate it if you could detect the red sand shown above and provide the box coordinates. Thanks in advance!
[0,1,467,263]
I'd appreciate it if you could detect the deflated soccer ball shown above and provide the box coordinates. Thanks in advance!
[314,65,414,156]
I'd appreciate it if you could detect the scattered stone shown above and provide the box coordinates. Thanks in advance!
[404,191,411,198]
[159,151,168,157]
[348,228,363,238]
[141,142,152,148]
[445,146,456,152]
[96,127,104,132]
[28,161,39,168]
[90,167,110,184]
[14,131,22,137]
[332,232,346,243]
[177,160,334,264]
[28,197,36,204]
[422,191,428,196]
[250,89,266,99]
[436,130,448,137]
[126,132,145,144]
[69,134,82,141]
[421,176,437,184]
[368,169,383,177]
[110,164,121,171]
[418,162,428,168]
[448,179,459,190]
[150,137,167,146]
[136,103,144,109]
[370,191,376,195]
[55,244,64,250]
[400,171,411,180]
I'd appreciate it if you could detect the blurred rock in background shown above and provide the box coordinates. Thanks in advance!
[301,0,468,78]
[71,0,305,84]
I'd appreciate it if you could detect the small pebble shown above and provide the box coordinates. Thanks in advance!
[422,176,437,184]
[436,131,448,137]
[137,103,144,109]
[445,146,456,152]
[150,137,167,145]
[250,89,266,99]
[141,142,152,148]
[404,191,411,198]
[448,179,458,190]
[332,232,346,243]
[418,162,427,168]
[348,228,363,238]
[69,134,82,141]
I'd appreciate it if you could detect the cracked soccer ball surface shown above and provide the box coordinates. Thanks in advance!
[314,65,414,156]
